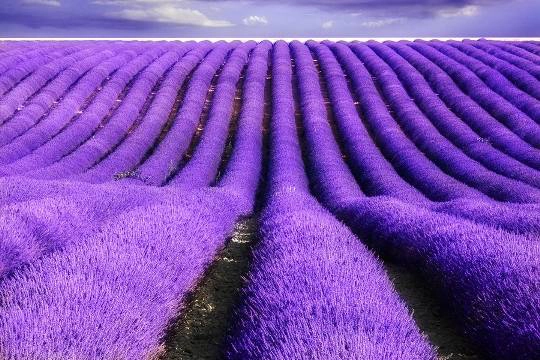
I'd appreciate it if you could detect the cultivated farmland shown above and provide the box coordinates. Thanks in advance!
[0,39,538,360]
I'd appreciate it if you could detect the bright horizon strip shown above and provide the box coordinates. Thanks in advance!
[1,37,539,41]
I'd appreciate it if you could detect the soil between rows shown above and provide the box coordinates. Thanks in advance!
[162,218,483,360]
[162,217,258,360]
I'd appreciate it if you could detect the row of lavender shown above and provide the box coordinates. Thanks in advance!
[0,40,260,359]
[0,40,539,194]
[0,39,538,359]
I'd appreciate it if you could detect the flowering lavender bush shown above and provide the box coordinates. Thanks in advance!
[0,40,538,360]
[226,41,436,359]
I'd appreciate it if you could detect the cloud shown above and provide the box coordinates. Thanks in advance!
[93,0,173,4]
[103,2,233,27]
[322,20,333,29]
[242,15,268,26]
[438,5,479,17]
[199,0,505,18]
[361,17,402,28]
[21,0,61,6]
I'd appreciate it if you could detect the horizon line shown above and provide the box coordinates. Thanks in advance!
[1,37,539,42]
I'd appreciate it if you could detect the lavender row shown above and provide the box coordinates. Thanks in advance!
[215,41,272,214]
[78,43,212,184]
[338,198,539,360]
[310,41,540,235]
[307,41,426,202]
[329,41,487,201]
[289,40,363,211]
[226,40,435,359]
[0,41,274,359]
[409,40,540,147]
[127,41,234,186]
[427,40,540,122]
[450,41,540,99]
[365,41,540,190]
[0,42,83,80]
[512,41,540,56]
[0,47,168,176]
[0,44,80,95]
[170,41,255,187]
[0,41,254,289]
[471,40,540,79]
[0,186,242,359]
[0,45,111,123]
[387,41,540,170]
[301,40,540,238]
[0,43,145,148]
[350,41,540,203]
[295,42,539,359]
[489,40,540,65]
[0,40,538,360]
[227,191,436,360]
[0,50,128,165]
[29,47,188,179]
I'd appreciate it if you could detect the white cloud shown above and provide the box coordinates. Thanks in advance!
[322,20,334,29]
[94,0,171,4]
[22,0,61,6]
[242,15,268,26]
[361,17,402,28]
[438,5,479,18]
[109,4,233,27]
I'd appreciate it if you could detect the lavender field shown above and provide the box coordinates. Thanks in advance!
[0,39,538,360]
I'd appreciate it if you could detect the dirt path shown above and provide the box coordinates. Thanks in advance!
[162,217,484,360]
[162,217,258,360]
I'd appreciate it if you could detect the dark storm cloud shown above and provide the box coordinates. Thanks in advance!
[0,7,153,31]
[0,0,537,37]
[197,0,504,17]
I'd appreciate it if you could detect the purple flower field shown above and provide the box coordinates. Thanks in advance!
[0,39,538,360]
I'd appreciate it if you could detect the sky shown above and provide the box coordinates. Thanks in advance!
[0,0,539,38]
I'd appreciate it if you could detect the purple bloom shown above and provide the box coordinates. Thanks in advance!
[0,40,538,360]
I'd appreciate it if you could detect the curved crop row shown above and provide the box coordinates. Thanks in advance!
[169,41,256,188]
[226,40,435,360]
[0,47,135,148]
[294,42,540,360]
[330,41,487,201]
[289,41,363,211]
[366,41,540,189]
[0,45,111,123]
[513,41,540,56]
[126,41,233,186]
[470,40,540,79]
[216,40,272,214]
[77,43,212,184]
[0,41,274,358]
[0,44,80,95]
[351,41,540,202]
[310,41,540,236]
[308,41,426,202]
[409,41,540,147]
[0,47,167,176]
[0,50,132,164]
[451,40,540,99]
[0,188,241,359]
[427,40,540,122]
[28,47,187,179]
[339,198,539,360]
[489,40,540,65]
[0,40,538,360]
[388,41,540,170]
